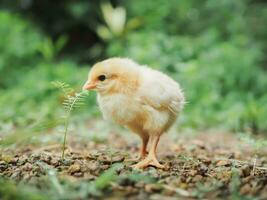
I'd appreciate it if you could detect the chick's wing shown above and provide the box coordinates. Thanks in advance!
[137,68,184,114]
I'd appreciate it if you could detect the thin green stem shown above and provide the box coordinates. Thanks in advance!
[61,93,82,160]
[61,110,71,160]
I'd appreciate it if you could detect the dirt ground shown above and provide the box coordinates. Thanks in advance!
[0,129,267,200]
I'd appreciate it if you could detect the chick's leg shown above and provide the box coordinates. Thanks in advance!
[126,133,149,162]
[132,134,164,169]
[139,134,149,159]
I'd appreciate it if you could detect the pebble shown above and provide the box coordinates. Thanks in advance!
[1,155,12,163]
[240,183,252,195]
[0,161,7,171]
[73,172,83,177]
[68,164,81,174]
[198,164,208,175]
[189,170,197,176]
[135,182,145,188]
[197,155,211,164]
[30,153,41,161]
[98,154,124,164]
[22,163,33,171]
[50,158,60,166]
[241,165,251,177]
[41,153,52,163]
[144,184,162,193]
[61,159,72,166]
[111,155,125,163]
[88,161,99,171]
[192,175,203,182]
[216,160,231,167]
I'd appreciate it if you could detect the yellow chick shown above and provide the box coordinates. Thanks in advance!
[83,58,185,169]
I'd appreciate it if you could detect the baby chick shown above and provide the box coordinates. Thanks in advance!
[83,58,185,169]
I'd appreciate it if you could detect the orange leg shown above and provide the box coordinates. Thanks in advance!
[126,134,149,162]
[139,134,149,159]
[132,135,164,169]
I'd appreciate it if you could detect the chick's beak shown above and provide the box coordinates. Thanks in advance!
[82,80,97,90]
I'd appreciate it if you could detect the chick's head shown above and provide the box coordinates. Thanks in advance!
[83,58,139,94]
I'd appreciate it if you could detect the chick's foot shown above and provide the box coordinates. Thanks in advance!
[131,155,165,169]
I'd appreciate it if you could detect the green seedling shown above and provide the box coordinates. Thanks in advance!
[52,81,89,159]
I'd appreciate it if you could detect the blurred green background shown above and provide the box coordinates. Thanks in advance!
[0,0,267,138]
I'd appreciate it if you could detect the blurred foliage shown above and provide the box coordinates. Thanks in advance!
[0,0,267,138]
[0,178,47,200]
[0,1,266,198]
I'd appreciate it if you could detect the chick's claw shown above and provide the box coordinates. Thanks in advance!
[131,156,165,169]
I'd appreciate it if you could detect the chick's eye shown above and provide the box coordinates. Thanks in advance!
[98,75,106,81]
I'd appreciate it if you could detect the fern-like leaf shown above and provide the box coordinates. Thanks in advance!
[52,81,89,159]
[52,81,74,96]
[63,92,88,112]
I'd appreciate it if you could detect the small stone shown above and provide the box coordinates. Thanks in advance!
[0,161,7,171]
[10,157,19,164]
[100,154,124,164]
[217,171,232,183]
[216,160,231,167]
[1,155,12,163]
[180,176,186,183]
[18,155,28,165]
[73,172,83,177]
[240,183,251,195]
[50,158,60,166]
[30,153,41,161]
[198,164,208,175]
[41,153,52,163]
[144,184,162,193]
[192,175,203,182]
[88,161,99,172]
[61,159,72,166]
[83,173,96,181]
[68,164,81,174]
[101,164,110,170]
[189,170,197,176]
[22,163,33,171]
[135,182,145,188]
[241,165,251,177]
[124,186,138,195]
[111,155,124,163]
[197,155,211,164]
[162,188,176,196]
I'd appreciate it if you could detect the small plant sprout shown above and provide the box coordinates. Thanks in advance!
[52,81,89,160]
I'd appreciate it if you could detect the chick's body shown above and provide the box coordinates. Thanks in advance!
[97,65,184,134]
[83,58,185,169]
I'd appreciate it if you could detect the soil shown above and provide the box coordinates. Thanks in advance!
[0,130,267,200]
